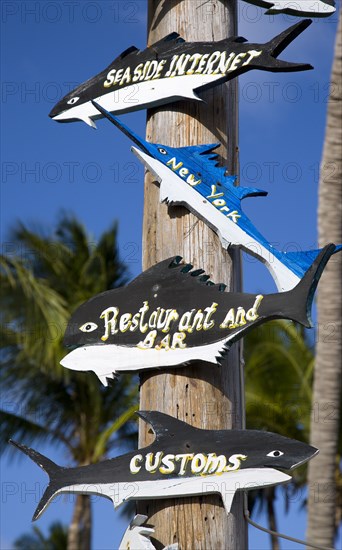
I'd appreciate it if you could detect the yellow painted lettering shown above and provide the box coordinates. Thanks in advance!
[145,452,163,473]
[137,330,157,349]
[246,295,263,322]
[186,53,202,74]
[155,334,171,351]
[187,173,201,186]
[228,52,247,72]
[159,454,176,474]
[162,309,179,333]
[171,332,187,349]
[219,308,236,329]
[191,453,207,474]
[132,62,144,82]
[203,302,218,330]
[100,307,119,340]
[130,454,143,474]
[166,157,183,171]
[119,312,132,332]
[235,306,246,327]
[203,453,227,474]
[207,185,224,199]
[176,453,194,475]
[224,454,247,472]
[242,49,262,67]
[103,69,115,88]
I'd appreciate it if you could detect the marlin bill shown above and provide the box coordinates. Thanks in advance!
[61,248,334,385]
[49,21,312,127]
[10,411,318,519]
[244,0,335,17]
[93,103,342,293]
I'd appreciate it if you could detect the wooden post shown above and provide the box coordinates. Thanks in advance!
[138,1,246,548]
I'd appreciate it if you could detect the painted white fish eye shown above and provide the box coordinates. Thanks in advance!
[79,322,98,333]
[267,450,284,458]
[67,97,80,105]
[158,147,168,155]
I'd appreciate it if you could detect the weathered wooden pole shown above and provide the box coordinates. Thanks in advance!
[138,1,246,548]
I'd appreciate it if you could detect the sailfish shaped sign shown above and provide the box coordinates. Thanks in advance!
[49,21,312,127]
[10,411,318,519]
[92,103,342,293]
[60,249,334,385]
[243,0,335,17]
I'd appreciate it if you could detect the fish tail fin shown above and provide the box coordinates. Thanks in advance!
[282,244,337,327]
[9,440,61,521]
[278,244,342,281]
[265,20,313,72]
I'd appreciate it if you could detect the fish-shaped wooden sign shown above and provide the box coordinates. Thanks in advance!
[119,515,179,550]
[10,411,318,519]
[60,247,334,385]
[92,103,342,293]
[244,0,335,17]
[49,21,312,127]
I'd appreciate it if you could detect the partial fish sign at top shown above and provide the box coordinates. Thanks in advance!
[93,103,342,293]
[244,0,335,17]
[61,248,334,386]
[9,411,318,520]
[49,21,312,128]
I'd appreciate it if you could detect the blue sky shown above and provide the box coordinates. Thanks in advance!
[1,1,341,548]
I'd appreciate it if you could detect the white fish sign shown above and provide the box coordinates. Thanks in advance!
[49,21,313,127]
[243,0,335,17]
[119,515,179,550]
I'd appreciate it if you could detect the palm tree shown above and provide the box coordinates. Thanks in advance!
[306,10,342,547]
[244,320,315,550]
[14,522,68,550]
[0,215,139,550]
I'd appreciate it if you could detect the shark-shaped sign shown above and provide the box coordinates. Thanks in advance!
[119,515,179,550]
[244,0,335,17]
[49,21,312,128]
[10,411,318,520]
[60,248,334,385]
[92,103,342,293]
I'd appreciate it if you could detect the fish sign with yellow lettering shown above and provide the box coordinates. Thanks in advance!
[49,21,312,127]
[60,247,335,385]
[10,412,318,519]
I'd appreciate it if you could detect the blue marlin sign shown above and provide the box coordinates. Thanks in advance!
[49,21,312,127]
[92,103,342,293]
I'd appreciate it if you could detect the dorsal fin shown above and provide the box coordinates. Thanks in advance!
[234,186,268,200]
[137,411,197,441]
[127,257,226,291]
[151,32,185,49]
[109,45,139,66]
[175,143,267,202]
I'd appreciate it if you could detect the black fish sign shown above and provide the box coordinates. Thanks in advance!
[60,245,335,385]
[10,411,318,519]
[49,21,313,127]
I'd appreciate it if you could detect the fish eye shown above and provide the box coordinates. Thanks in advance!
[267,450,284,458]
[79,322,98,333]
[158,147,168,155]
[67,97,79,105]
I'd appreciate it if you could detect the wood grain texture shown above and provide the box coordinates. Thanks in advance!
[138,1,246,549]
